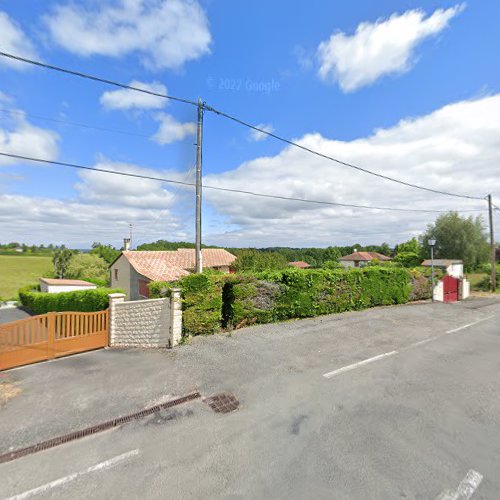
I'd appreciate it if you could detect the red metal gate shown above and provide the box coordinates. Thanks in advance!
[443,275,459,303]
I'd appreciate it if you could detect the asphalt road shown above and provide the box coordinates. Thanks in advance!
[1,297,499,499]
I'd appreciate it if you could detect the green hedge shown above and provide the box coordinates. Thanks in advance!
[18,285,123,314]
[150,267,414,336]
[150,273,223,336]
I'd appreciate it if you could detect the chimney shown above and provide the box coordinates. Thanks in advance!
[123,238,131,251]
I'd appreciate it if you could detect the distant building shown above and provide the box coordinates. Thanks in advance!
[339,251,392,268]
[14,247,23,253]
[110,248,237,300]
[421,259,463,278]
[39,278,97,294]
[288,261,311,269]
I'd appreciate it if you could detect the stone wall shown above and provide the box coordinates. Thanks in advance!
[109,289,182,348]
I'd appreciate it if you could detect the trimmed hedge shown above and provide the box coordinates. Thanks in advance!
[18,285,123,314]
[150,273,223,336]
[150,267,415,336]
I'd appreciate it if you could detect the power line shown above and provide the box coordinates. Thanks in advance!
[0,107,152,139]
[0,151,485,214]
[0,51,198,107]
[0,50,486,202]
[203,104,485,201]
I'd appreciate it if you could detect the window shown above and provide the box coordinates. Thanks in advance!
[114,269,118,280]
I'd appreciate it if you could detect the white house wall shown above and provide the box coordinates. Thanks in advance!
[44,284,96,294]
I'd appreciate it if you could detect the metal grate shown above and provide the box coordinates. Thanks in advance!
[204,392,239,414]
[0,391,200,464]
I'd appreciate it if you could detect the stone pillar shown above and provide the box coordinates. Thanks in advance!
[108,293,126,346]
[169,288,182,348]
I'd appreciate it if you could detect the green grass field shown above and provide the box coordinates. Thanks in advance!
[0,255,53,300]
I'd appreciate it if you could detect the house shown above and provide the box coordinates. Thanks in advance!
[339,251,392,268]
[110,248,237,300]
[289,261,311,269]
[421,259,463,278]
[39,278,97,294]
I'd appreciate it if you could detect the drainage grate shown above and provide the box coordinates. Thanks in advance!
[204,392,239,414]
[0,391,200,464]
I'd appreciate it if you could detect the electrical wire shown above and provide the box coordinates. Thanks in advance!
[203,103,485,201]
[0,51,198,107]
[0,51,486,202]
[0,107,152,139]
[0,151,486,214]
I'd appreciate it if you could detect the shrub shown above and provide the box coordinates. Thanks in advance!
[408,269,432,301]
[149,274,223,336]
[222,275,279,328]
[18,286,123,314]
[394,251,421,268]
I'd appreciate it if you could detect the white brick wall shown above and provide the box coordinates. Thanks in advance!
[108,290,182,348]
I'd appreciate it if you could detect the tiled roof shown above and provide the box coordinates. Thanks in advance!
[339,251,392,262]
[421,259,462,267]
[121,249,236,282]
[289,261,311,268]
[39,278,96,286]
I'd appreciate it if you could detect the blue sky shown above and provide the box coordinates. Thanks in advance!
[0,0,499,248]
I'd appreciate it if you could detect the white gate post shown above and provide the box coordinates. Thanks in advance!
[169,288,182,348]
[108,293,126,346]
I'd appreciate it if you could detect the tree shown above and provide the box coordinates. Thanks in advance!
[395,237,422,256]
[89,242,120,264]
[231,250,289,273]
[421,212,489,271]
[65,254,109,284]
[52,248,76,279]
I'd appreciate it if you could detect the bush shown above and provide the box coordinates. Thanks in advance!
[226,267,411,326]
[149,273,223,336]
[18,285,123,314]
[408,269,432,301]
[394,252,421,268]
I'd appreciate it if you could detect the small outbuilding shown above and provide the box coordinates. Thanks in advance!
[421,259,463,279]
[339,251,392,268]
[39,278,97,294]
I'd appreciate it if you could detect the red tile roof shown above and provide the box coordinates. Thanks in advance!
[121,249,236,282]
[289,261,311,268]
[339,251,392,262]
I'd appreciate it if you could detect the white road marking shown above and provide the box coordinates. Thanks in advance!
[6,449,140,500]
[446,315,495,334]
[436,469,483,500]
[323,351,398,379]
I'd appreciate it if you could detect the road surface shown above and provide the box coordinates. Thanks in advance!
[1,297,499,499]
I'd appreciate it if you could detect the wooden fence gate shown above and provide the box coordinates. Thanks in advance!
[0,310,109,371]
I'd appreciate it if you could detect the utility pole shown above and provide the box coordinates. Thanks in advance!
[195,97,204,273]
[487,194,496,292]
[129,223,133,249]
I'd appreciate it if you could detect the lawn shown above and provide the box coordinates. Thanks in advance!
[0,255,52,300]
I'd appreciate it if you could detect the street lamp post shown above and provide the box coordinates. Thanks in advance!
[428,238,436,302]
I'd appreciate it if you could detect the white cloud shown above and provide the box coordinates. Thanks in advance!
[317,4,464,92]
[45,0,211,71]
[0,11,39,69]
[152,113,196,145]
[249,123,274,142]
[0,108,59,165]
[75,159,182,208]
[0,158,194,247]
[0,193,185,247]
[100,81,167,110]
[203,94,500,247]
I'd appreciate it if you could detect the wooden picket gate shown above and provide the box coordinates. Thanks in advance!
[0,310,109,371]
